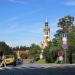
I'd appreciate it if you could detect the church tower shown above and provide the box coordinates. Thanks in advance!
[40,18,50,49]
[43,18,50,42]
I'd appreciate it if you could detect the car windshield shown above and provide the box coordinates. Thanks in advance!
[5,55,14,58]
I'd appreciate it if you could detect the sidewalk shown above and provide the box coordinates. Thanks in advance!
[19,63,75,68]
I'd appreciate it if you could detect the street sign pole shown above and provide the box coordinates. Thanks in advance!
[65,49,66,64]
[62,44,68,64]
[62,33,68,64]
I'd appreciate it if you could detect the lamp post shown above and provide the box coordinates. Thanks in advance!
[62,48,67,64]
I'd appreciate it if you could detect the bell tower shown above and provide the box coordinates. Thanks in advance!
[40,18,50,49]
[43,18,50,42]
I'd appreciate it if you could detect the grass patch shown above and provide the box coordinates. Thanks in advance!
[36,59,47,64]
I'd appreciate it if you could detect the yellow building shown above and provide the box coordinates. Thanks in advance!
[40,18,50,49]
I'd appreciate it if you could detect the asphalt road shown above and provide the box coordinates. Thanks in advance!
[0,64,75,75]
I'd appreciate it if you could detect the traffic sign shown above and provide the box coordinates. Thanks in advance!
[62,37,67,42]
[59,56,63,61]
[58,51,64,56]
[62,44,68,49]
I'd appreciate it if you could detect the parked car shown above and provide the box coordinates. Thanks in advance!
[4,55,16,66]
[16,58,23,65]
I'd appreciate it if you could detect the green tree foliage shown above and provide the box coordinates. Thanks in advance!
[29,43,41,61]
[0,41,13,55]
[58,16,74,32]
[58,15,75,63]
[12,46,30,51]
[44,16,75,64]
[44,42,57,63]
[20,54,28,59]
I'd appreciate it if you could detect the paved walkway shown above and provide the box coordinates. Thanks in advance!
[18,63,75,68]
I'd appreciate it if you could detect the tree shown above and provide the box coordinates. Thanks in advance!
[29,43,41,61]
[0,41,13,55]
[58,15,75,63]
[12,46,30,51]
[58,16,74,33]
[67,26,75,63]
[43,42,58,63]
[20,54,28,59]
[43,16,75,64]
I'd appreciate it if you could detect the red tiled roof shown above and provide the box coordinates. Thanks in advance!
[16,50,29,55]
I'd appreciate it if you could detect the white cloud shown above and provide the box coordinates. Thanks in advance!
[29,8,43,15]
[0,16,18,33]
[6,17,17,23]
[64,1,75,6]
[8,0,27,5]
[3,40,32,47]
[0,16,17,24]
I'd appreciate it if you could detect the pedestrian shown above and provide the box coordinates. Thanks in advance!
[0,54,6,67]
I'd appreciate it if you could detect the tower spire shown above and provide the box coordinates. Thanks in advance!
[45,17,48,22]
[40,18,50,49]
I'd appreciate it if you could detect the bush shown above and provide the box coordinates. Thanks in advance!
[20,54,28,59]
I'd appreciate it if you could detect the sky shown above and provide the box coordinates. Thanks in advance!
[0,0,75,47]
